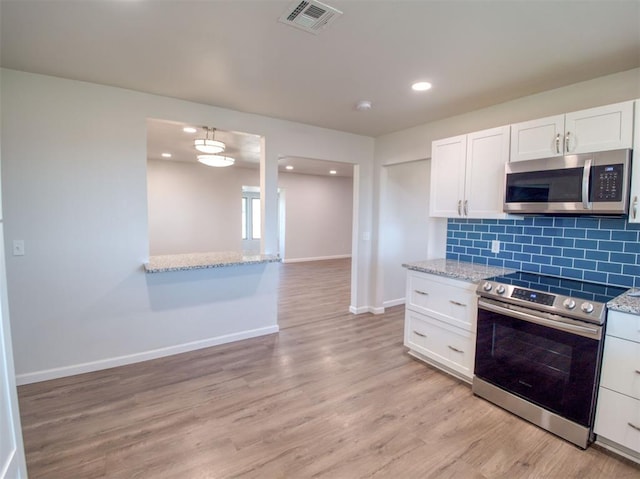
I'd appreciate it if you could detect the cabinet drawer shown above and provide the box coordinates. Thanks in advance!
[607,311,640,343]
[406,272,477,331]
[404,309,475,380]
[595,387,640,454]
[601,336,640,400]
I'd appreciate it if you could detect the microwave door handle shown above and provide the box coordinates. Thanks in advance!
[582,159,592,210]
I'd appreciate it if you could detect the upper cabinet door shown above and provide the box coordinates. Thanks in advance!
[465,126,511,219]
[510,115,565,162]
[430,135,467,218]
[628,99,640,223]
[565,101,634,155]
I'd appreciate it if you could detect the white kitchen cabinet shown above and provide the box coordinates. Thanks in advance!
[510,101,634,162]
[628,98,640,223]
[595,310,640,463]
[430,125,510,219]
[404,271,478,382]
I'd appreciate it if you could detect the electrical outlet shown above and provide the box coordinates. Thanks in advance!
[13,240,25,256]
[491,240,500,254]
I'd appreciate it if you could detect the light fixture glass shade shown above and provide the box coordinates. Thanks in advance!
[197,155,235,167]
[194,138,225,154]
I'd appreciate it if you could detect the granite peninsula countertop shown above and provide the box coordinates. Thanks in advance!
[402,258,515,283]
[607,288,640,315]
[144,251,281,273]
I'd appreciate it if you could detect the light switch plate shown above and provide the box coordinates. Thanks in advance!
[12,240,25,256]
[491,240,500,254]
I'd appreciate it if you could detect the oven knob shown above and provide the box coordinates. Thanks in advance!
[562,298,576,310]
[496,285,506,295]
[482,282,492,292]
[581,302,594,314]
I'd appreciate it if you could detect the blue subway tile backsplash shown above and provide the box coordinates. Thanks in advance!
[446,217,640,288]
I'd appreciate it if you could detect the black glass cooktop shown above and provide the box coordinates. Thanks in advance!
[483,271,627,305]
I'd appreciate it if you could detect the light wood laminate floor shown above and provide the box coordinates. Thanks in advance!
[18,259,640,478]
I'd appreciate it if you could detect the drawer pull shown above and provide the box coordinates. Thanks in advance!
[635,370,640,375]
[448,345,463,353]
[628,422,640,432]
[414,290,429,296]
[413,330,427,338]
[449,300,466,307]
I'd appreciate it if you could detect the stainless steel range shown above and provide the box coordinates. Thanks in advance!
[472,272,626,449]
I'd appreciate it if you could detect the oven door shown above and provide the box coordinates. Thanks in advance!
[475,298,603,428]
[504,157,589,214]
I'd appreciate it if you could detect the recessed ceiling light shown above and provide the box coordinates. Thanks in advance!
[412,81,432,92]
[285,165,294,170]
[161,153,172,158]
[329,170,337,175]
[183,127,197,133]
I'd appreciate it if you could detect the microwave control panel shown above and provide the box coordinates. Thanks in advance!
[591,164,623,202]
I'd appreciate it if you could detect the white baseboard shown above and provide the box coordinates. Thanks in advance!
[383,298,405,308]
[349,305,385,315]
[349,300,404,315]
[16,325,279,385]
[282,254,351,264]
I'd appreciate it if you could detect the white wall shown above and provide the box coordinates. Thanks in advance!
[379,160,446,307]
[0,69,375,382]
[278,172,353,262]
[372,67,640,310]
[147,160,258,255]
[147,160,353,261]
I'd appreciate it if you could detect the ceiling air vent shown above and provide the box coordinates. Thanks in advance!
[278,0,343,35]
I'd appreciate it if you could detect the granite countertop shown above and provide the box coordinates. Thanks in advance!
[607,288,640,315]
[144,251,281,273]
[402,258,516,283]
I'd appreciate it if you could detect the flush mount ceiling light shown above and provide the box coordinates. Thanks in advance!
[412,81,432,92]
[355,100,372,111]
[161,152,172,158]
[197,154,235,168]
[183,126,197,133]
[285,165,294,170]
[194,127,225,154]
[329,170,337,175]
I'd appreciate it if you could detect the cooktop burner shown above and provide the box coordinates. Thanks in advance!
[478,272,627,324]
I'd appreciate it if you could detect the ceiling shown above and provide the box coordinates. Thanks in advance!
[1,1,639,137]
[147,118,353,176]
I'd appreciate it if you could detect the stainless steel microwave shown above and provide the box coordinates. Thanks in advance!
[504,149,632,215]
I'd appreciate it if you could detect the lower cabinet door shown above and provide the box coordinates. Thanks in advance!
[595,387,640,454]
[404,309,475,381]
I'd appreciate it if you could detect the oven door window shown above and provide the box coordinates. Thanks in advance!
[505,167,584,203]
[475,308,600,427]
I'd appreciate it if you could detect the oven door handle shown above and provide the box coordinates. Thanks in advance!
[478,298,602,340]
[582,158,592,210]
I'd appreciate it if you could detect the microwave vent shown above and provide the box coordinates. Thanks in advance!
[278,0,343,34]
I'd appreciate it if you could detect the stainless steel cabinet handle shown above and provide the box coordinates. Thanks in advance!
[555,133,561,154]
[633,196,638,220]
[448,345,463,353]
[628,422,640,432]
[463,199,468,216]
[635,370,640,375]
[457,200,462,216]
[565,131,571,152]
[449,300,466,307]
[414,290,429,296]
[413,330,427,338]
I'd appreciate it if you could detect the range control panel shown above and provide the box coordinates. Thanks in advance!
[477,280,605,325]
[511,288,555,306]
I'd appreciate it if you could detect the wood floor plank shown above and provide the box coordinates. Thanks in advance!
[17,258,640,478]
